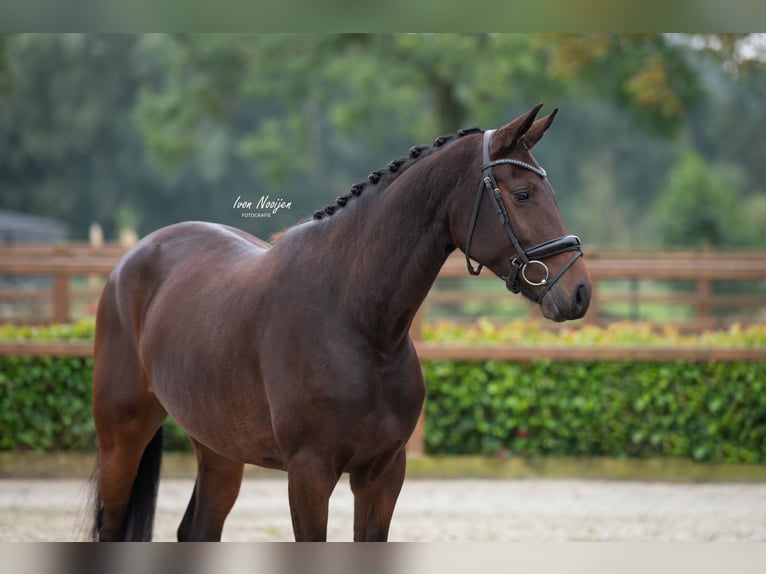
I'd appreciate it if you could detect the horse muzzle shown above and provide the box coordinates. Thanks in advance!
[542,282,590,321]
[503,234,584,302]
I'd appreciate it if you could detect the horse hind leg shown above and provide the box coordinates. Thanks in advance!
[177,439,244,541]
[92,384,166,540]
[91,294,167,541]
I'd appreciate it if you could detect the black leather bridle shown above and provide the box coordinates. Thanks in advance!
[464,129,583,303]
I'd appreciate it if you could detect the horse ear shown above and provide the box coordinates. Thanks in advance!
[490,103,544,157]
[522,108,558,150]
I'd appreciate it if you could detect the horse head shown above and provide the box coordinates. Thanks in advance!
[451,104,591,321]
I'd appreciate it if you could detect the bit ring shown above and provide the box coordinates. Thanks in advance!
[521,260,550,286]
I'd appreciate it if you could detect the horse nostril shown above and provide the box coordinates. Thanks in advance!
[574,283,590,312]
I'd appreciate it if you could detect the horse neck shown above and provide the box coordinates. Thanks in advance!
[316,138,478,350]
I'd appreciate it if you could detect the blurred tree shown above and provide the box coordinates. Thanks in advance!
[535,34,705,136]
[134,35,533,185]
[538,98,680,249]
[742,195,766,247]
[0,35,150,238]
[1,33,765,247]
[567,150,632,247]
[677,44,766,248]
[131,33,743,249]
[0,36,12,98]
[0,34,266,239]
[134,34,709,187]
[687,54,766,198]
[654,151,746,248]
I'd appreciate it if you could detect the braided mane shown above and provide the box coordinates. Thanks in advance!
[312,126,482,221]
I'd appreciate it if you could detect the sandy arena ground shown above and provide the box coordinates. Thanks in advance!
[1,477,766,542]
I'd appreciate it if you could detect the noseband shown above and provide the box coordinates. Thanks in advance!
[464,129,583,303]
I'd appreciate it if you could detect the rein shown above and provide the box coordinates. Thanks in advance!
[464,129,583,302]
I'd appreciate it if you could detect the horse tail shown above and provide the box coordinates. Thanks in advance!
[91,427,165,541]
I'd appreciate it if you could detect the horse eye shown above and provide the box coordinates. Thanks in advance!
[514,190,531,202]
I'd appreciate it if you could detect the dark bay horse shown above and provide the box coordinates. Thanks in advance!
[90,104,591,541]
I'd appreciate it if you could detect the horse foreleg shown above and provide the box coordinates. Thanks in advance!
[177,440,244,541]
[286,452,342,541]
[349,448,406,542]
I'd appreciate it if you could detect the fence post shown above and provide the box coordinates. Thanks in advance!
[696,279,712,324]
[583,279,599,325]
[52,273,70,323]
[89,223,104,290]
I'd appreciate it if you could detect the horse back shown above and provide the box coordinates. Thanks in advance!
[98,221,270,346]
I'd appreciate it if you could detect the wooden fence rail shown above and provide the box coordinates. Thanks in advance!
[2,339,766,363]
[2,244,766,327]
[0,244,120,323]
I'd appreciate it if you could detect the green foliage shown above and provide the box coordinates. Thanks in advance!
[0,35,149,239]
[0,35,12,98]
[2,33,766,248]
[424,360,766,463]
[0,34,268,240]
[0,355,94,450]
[423,320,766,463]
[742,195,766,247]
[0,319,189,452]
[537,34,704,136]
[132,33,705,184]
[654,151,747,248]
[424,319,766,347]
[689,53,766,209]
[2,319,765,462]
[0,352,190,452]
[0,319,95,342]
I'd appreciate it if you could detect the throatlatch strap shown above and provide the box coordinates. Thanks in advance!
[465,178,486,276]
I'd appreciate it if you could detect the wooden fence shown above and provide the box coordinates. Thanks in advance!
[0,244,124,323]
[2,243,766,327]
[430,249,766,330]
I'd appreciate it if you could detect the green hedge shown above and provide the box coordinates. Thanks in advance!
[424,360,766,464]
[2,321,765,462]
[0,321,188,451]
[0,355,94,451]
[2,354,765,463]
[0,354,189,452]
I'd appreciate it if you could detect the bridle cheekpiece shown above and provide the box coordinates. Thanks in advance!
[464,129,583,303]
